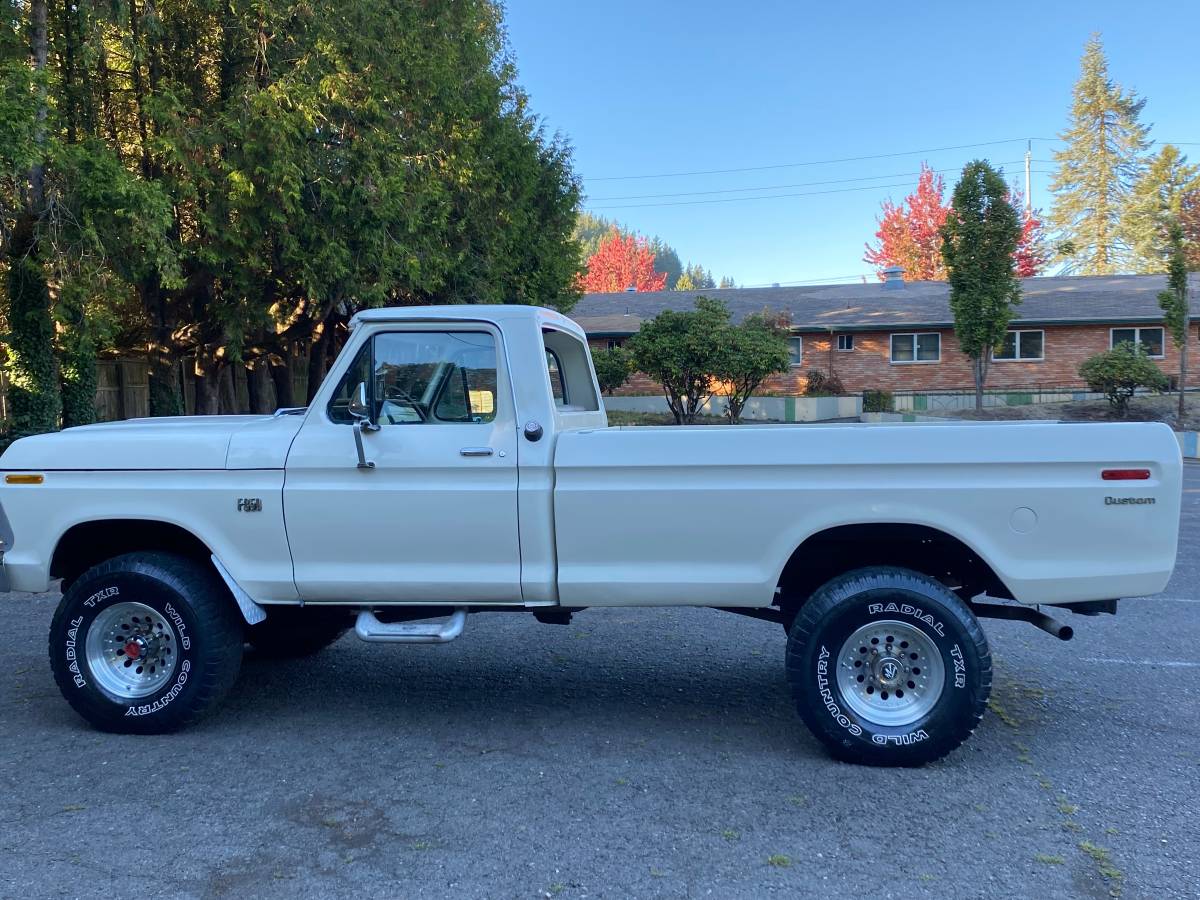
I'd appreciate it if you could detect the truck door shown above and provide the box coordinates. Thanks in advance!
[283,325,521,603]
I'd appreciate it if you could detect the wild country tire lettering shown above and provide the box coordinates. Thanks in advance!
[816,646,862,736]
[125,660,191,717]
[164,602,192,650]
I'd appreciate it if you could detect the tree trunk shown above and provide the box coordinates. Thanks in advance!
[59,319,97,428]
[973,354,990,412]
[1180,319,1189,422]
[4,221,61,436]
[246,362,273,414]
[29,0,48,207]
[306,328,331,404]
[193,351,220,415]
[270,352,295,409]
[148,354,183,416]
[218,363,237,414]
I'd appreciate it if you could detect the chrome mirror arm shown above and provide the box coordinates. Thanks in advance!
[353,420,376,470]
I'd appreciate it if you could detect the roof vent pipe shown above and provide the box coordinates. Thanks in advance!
[882,266,905,289]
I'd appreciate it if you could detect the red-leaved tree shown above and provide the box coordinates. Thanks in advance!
[578,231,668,293]
[1009,189,1050,277]
[864,164,951,281]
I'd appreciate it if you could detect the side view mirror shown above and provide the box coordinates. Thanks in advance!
[348,381,373,424]
[348,382,378,470]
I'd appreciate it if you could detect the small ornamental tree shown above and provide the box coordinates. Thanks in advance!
[1158,221,1191,419]
[941,160,1023,411]
[592,346,633,395]
[1079,342,1169,416]
[578,231,668,293]
[627,297,730,424]
[712,312,791,423]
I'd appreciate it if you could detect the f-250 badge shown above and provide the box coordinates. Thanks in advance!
[237,498,263,512]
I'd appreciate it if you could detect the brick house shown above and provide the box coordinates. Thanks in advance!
[572,273,1200,398]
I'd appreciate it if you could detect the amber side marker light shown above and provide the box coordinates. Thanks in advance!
[1101,469,1150,481]
[4,474,44,485]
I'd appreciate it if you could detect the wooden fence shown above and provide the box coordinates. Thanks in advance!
[1,349,315,424]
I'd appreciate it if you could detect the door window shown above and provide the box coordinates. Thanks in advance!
[328,331,498,425]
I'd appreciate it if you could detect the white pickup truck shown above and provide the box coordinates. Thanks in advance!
[0,305,1183,765]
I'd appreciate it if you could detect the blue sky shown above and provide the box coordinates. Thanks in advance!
[503,0,1200,286]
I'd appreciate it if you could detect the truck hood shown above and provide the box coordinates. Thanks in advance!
[0,414,306,471]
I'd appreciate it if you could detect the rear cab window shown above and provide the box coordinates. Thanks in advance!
[541,327,600,415]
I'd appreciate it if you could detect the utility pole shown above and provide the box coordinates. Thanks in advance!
[1024,140,1032,215]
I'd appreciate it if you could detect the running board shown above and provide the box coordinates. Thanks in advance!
[354,608,467,643]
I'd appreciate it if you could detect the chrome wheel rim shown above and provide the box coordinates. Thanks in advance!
[84,602,179,699]
[836,619,945,727]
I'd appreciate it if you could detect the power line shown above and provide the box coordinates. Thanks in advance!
[587,172,1055,211]
[589,137,1200,182]
[588,138,1038,181]
[588,160,1049,202]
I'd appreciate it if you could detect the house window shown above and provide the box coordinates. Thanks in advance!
[606,338,624,350]
[788,336,803,367]
[1111,327,1164,358]
[890,332,940,363]
[837,334,854,351]
[994,329,1044,361]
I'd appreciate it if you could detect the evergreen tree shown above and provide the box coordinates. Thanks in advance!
[674,262,715,291]
[649,237,683,289]
[1123,145,1200,272]
[942,160,1022,411]
[1049,34,1150,274]
[1158,222,1191,419]
[2,0,60,439]
[718,275,736,289]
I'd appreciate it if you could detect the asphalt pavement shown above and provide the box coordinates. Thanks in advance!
[2,468,1198,899]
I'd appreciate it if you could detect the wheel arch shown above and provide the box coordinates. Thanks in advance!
[775,522,1013,617]
[50,518,218,593]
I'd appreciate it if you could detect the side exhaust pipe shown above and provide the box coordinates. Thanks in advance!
[971,602,1074,641]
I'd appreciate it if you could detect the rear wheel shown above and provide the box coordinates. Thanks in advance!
[49,552,243,734]
[785,566,991,766]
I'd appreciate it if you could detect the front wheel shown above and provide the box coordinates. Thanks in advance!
[49,552,244,734]
[786,566,991,766]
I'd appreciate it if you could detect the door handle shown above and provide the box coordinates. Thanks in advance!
[460,447,494,457]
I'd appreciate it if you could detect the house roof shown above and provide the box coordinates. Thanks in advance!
[571,274,1200,336]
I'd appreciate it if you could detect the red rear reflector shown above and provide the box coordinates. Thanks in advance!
[1102,469,1150,480]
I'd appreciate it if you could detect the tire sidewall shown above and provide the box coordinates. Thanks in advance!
[790,577,986,765]
[51,564,206,729]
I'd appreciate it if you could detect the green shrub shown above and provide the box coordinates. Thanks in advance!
[862,389,894,412]
[804,369,845,397]
[1078,342,1169,416]
[592,346,633,395]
